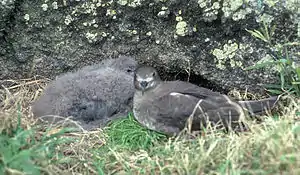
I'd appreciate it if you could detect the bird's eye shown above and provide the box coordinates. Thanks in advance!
[152,72,156,76]
[127,69,133,73]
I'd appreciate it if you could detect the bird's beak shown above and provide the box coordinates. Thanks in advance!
[139,81,148,95]
[140,81,148,89]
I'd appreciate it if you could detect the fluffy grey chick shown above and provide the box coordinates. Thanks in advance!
[133,65,279,136]
[32,56,137,130]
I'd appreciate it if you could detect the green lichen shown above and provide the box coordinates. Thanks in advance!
[212,41,244,70]
[146,31,152,36]
[106,9,117,17]
[24,14,30,21]
[117,0,127,6]
[222,0,252,21]
[82,19,98,27]
[197,0,299,26]
[198,0,251,22]
[70,0,103,16]
[131,29,138,34]
[197,0,221,22]
[128,0,144,7]
[52,1,58,9]
[175,16,183,21]
[41,3,48,11]
[175,21,188,36]
[157,6,170,18]
[117,0,144,7]
[85,31,98,43]
[64,14,73,25]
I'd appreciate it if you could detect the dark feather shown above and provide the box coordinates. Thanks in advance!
[133,66,279,136]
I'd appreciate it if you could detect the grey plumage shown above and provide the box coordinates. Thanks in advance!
[133,66,279,136]
[32,56,137,130]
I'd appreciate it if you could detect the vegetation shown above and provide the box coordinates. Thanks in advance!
[1,21,300,174]
[1,66,300,175]
[245,21,300,96]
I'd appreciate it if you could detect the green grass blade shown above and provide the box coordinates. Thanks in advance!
[296,67,300,79]
[280,72,285,89]
[292,81,300,85]
[266,89,283,95]
[245,29,268,43]
[243,61,276,70]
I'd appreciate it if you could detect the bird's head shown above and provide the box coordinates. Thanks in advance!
[109,56,137,76]
[134,65,161,93]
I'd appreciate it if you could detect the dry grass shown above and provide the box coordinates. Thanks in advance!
[1,77,300,175]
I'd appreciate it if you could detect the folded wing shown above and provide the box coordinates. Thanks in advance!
[151,81,245,134]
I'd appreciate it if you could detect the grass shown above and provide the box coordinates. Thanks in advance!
[1,74,300,175]
[104,113,168,150]
[245,21,300,96]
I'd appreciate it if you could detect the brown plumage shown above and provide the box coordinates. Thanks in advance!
[133,65,279,136]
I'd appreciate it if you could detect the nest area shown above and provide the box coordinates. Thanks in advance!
[0,74,299,174]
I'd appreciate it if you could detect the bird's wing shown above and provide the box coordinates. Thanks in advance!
[163,81,222,98]
[152,81,244,131]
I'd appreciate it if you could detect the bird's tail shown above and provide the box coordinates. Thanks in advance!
[237,96,279,116]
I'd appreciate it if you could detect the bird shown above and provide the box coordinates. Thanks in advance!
[133,65,279,136]
[31,55,138,131]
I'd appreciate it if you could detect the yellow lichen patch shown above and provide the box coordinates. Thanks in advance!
[198,0,221,22]
[64,14,73,25]
[222,0,252,21]
[212,41,241,70]
[41,4,48,11]
[52,1,58,9]
[117,0,128,6]
[24,14,30,21]
[85,31,98,43]
[175,21,188,36]
[106,9,117,17]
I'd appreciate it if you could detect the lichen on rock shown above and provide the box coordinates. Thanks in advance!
[197,0,221,22]
[212,41,243,70]
[175,21,188,36]
[0,0,299,95]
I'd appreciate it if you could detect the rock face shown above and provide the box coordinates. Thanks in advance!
[0,0,299,94]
